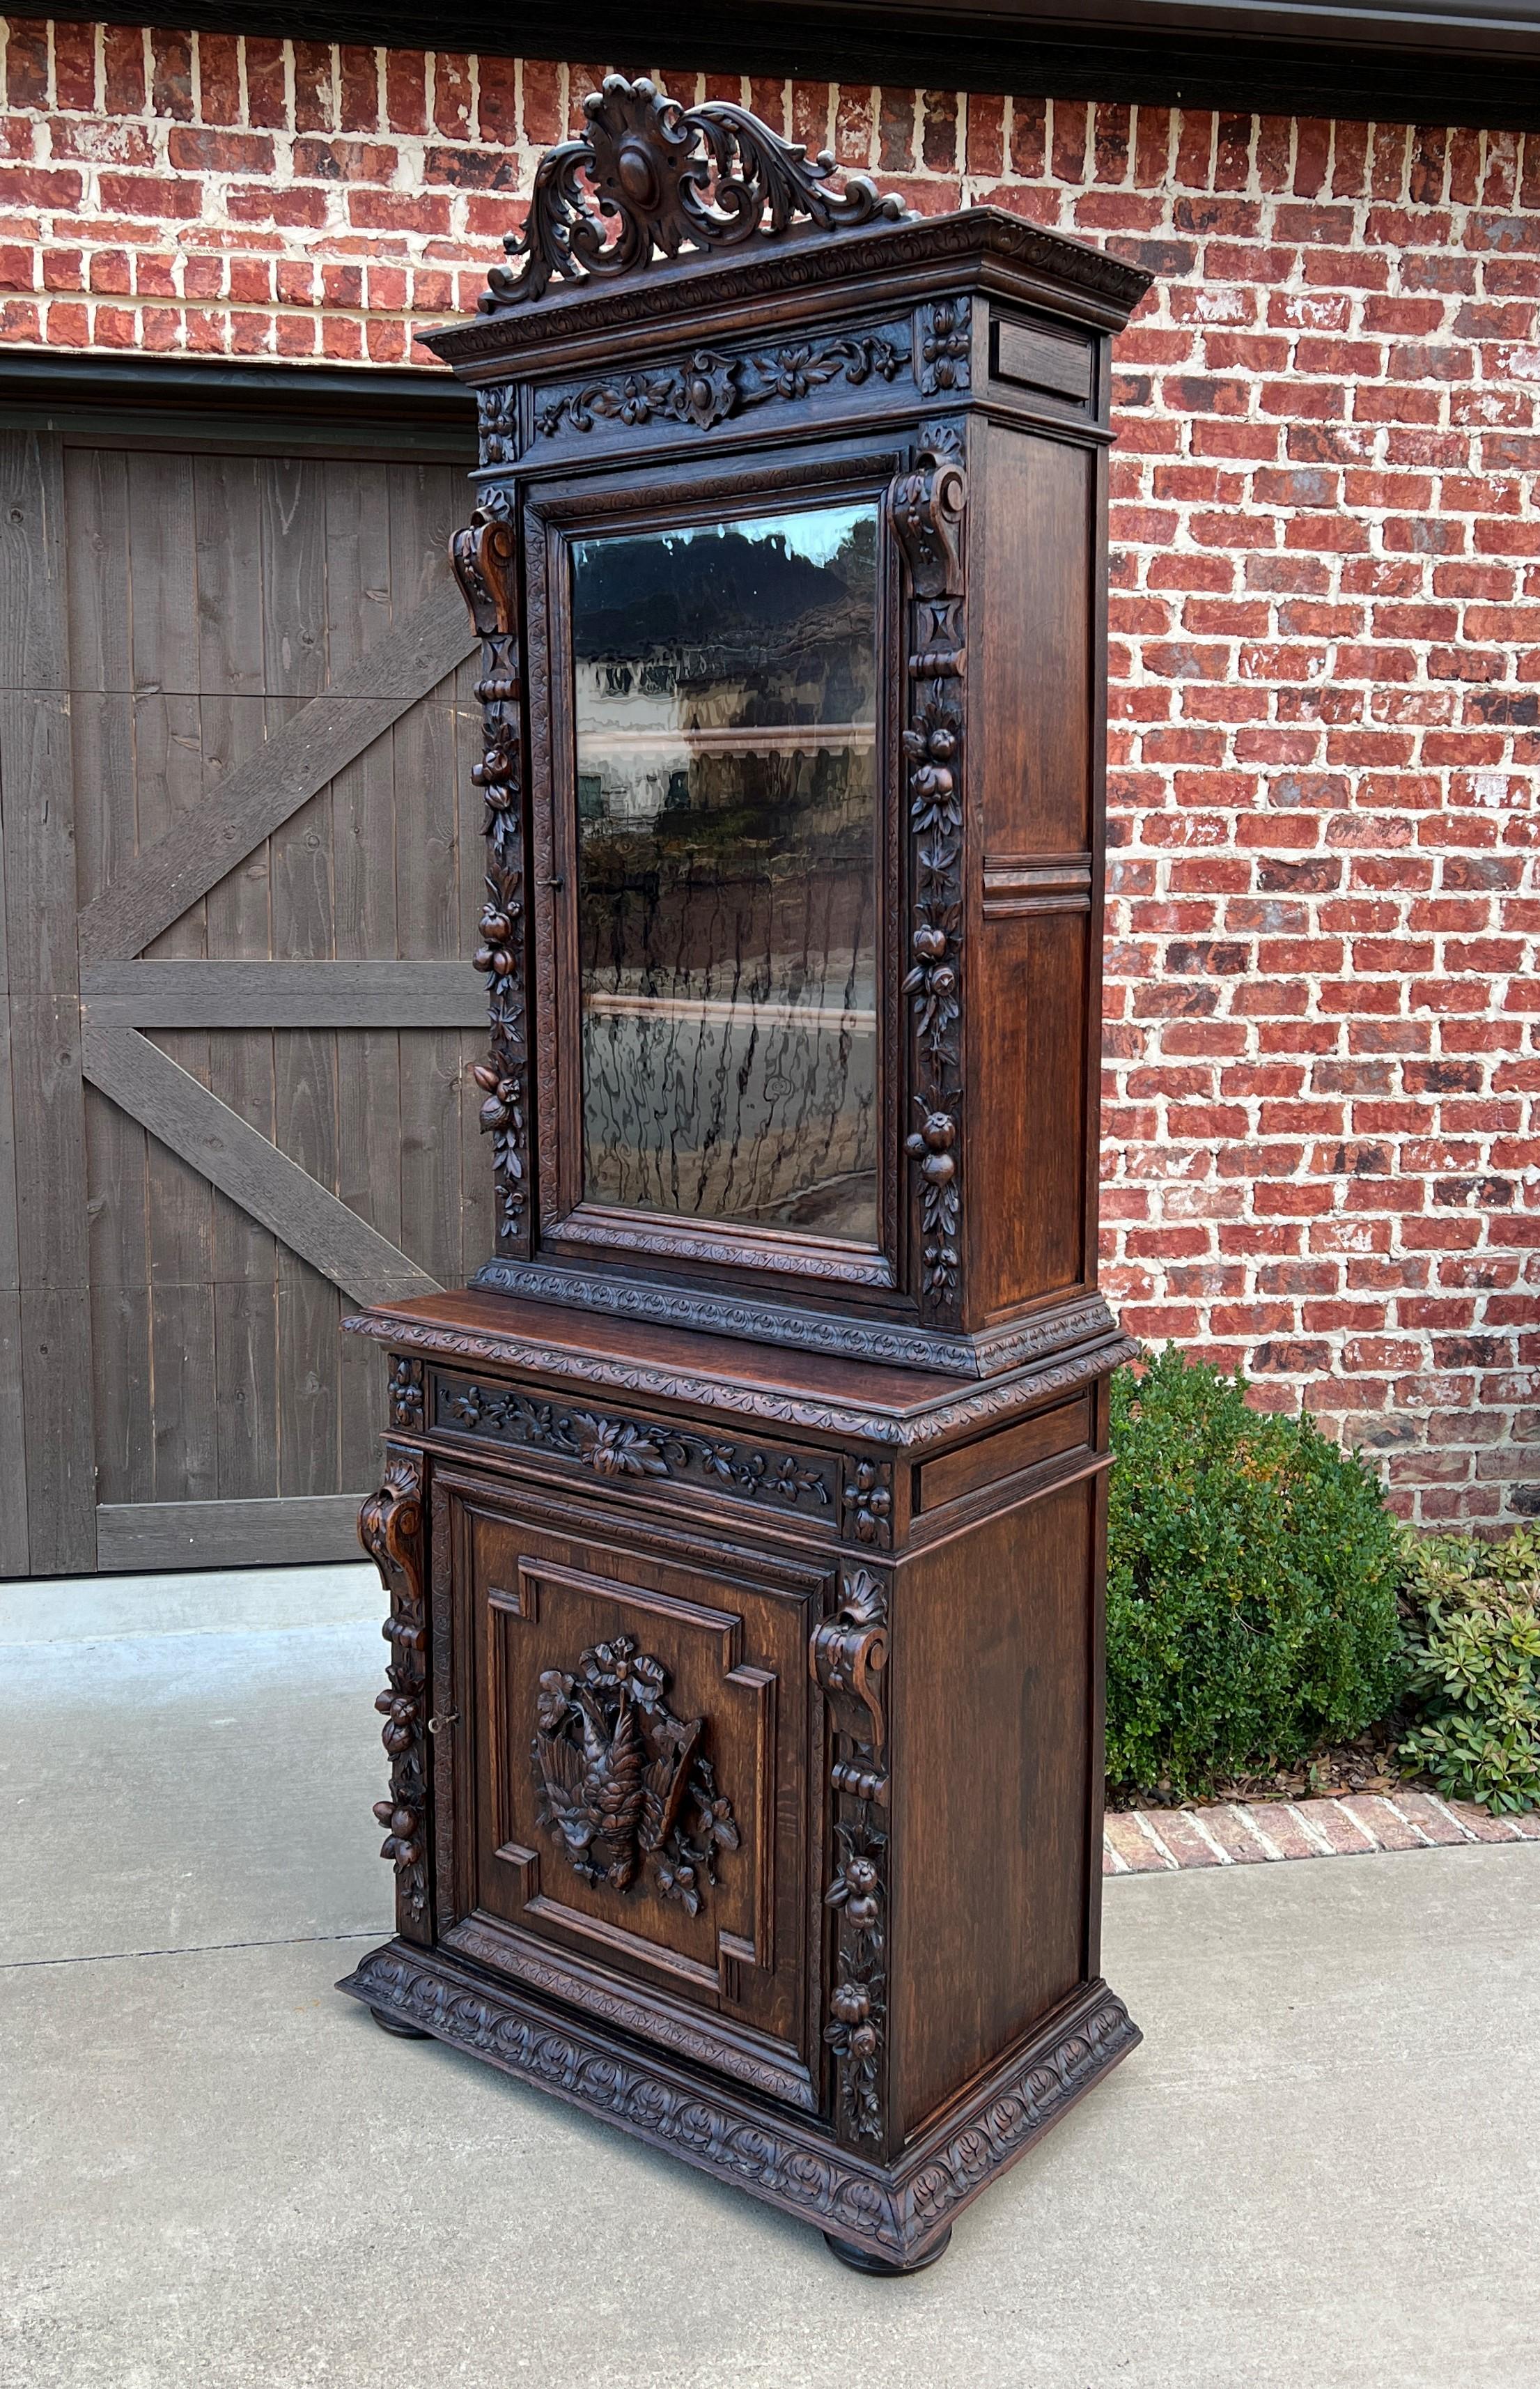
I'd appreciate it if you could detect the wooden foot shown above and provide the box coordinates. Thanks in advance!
[371,2006,433,2040]
[824,2225,951,2275]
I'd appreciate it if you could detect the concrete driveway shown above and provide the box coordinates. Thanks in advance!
[4,1568,1538,2389]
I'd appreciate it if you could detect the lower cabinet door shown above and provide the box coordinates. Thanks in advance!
[432,1465,829,2112]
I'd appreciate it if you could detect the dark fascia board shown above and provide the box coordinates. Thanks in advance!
[0,350,468,417]
[74,2,1540,131]
[0,349,475,454]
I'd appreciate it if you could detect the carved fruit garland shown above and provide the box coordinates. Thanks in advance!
[359,1449,430,1939]
[810,1568,892,2144]
[483,75,905,310]
[452,489,532,1253]
[531,1632,738,1915]
[889,424,967,1318]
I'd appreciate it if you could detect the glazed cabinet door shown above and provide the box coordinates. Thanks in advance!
[431,1464,828,2112]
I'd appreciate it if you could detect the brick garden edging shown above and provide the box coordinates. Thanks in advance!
[1105,1791,1540,1871]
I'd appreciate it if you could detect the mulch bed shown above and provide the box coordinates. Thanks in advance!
[1110,1724,1420,1811]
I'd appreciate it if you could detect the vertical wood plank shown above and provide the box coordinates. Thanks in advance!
[394,694,465,1294]
[264,454,341,1495]
[329,456,402,1490]
[0,428,95,1570]
[127,448,219,1510]
[0,1288,27,1575]
[196,450,281,1501]
[70,447,153,1490]
[86,1280,153,1506]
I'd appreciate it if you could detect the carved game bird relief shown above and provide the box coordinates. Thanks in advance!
[531,1633,737,1911]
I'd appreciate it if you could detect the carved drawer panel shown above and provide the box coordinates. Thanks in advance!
[426,1365,891,1548]
[437,1471,826,2106]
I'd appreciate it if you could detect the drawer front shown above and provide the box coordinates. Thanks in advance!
[435,1469,827,2105]
[423,1365,893,1551]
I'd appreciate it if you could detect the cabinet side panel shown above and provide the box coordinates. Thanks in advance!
[976,423,1093,857]
[891,1476,1094,2142]
[968,419,1099,1324]
[971,909,1091,1317]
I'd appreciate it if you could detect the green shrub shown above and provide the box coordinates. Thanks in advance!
[1105,1345,1404,1798]
[1397,1524,1540,1813]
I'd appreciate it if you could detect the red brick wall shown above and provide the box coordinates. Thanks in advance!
[2,23,1537,1523]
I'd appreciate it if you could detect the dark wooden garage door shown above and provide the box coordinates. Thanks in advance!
[0,399,485,1575]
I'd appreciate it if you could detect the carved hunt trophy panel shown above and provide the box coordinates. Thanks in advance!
[344,76,1150,2274]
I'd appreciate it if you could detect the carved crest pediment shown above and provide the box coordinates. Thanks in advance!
[481,75,906,313]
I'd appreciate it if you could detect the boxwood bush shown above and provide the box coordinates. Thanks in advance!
[1398,1524,1540,1813]
[1105,1346,1404,1799]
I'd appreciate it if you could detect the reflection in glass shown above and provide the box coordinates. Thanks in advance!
[571,502,879,1245]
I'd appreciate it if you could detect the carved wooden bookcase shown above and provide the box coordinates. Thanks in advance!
[341,78,1151,2274]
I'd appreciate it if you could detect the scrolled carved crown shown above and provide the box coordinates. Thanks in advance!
[481,76,907,313]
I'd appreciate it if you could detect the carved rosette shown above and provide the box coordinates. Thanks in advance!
[476,382,518,463]
[482,75,905,311]
[359,1448,430,1940]
[811,1568,892,2147]
[387,1354,424,1432]
[841,1458,894,1548]
[916,296,971,394]
[452,488,531,1255]
[889,424,967,1322]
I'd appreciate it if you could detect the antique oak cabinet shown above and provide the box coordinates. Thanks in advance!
[340,77,1150,2273]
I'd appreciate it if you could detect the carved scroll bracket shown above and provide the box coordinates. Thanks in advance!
[360,1446,430,1941]
[810,1568,889,1764]
[452,493,532,1256]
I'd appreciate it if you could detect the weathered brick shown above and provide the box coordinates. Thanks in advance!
[1103,1811,1176,1873]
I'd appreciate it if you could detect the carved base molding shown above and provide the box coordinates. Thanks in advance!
[339,1938,1140,2267]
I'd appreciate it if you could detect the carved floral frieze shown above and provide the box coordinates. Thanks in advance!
[534,330,909,440]
[435,1373,841,1515]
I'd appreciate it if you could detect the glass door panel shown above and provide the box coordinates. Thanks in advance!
[570,501,880,1248]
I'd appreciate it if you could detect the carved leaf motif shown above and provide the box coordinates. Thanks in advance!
[359,1450,429,1934]
[889,428,968,1317]
[451,498,529,1248]
[484,76,905,311]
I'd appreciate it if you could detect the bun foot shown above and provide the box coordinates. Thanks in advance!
[371,2007,433,2041]
[823,2225,951,2275]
